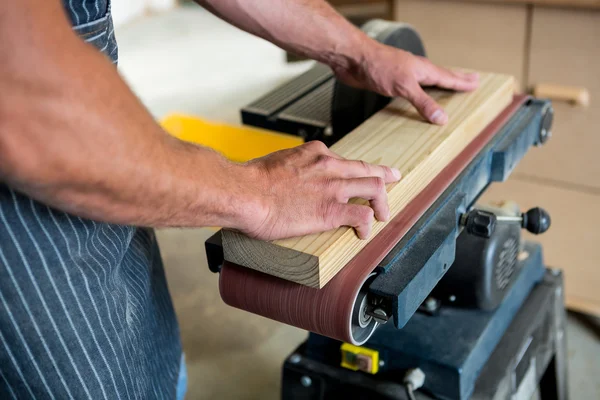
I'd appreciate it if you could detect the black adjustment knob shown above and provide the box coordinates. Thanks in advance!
[522,207,551,234]
[462,210,497,238]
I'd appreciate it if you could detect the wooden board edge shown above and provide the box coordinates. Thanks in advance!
[221,229,323,288]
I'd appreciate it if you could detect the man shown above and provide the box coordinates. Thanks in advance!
[0,0,478,398]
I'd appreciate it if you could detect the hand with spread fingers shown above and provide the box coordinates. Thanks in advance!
[333,43,479,125]
[239,141,401,241]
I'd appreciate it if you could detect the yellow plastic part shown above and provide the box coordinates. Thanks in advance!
[161,113,304,163]
[340,343,380,375]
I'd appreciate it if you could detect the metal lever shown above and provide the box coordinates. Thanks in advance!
[461,206,551,238]
[496,207,551,235]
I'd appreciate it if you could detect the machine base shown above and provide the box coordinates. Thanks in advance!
[281,267,567,400]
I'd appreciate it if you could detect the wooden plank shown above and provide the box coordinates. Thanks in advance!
[480,177,600,318]
[394,0,528,91]
[222,72,515,288]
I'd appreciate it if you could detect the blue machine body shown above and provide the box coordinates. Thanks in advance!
[367,243,544,400]
[305,243,545,400]
[302,98,553,400]
[368,98,552,329]
[205,95,554,400]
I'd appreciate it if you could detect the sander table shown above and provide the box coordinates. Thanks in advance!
[203,20,567,400]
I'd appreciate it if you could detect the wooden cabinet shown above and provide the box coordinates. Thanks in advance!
[394,0,528,89]
[518,7,600,189]
[393,0,600,315]
[506,7,600,315]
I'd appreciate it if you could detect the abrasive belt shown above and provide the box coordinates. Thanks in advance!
[220,95,527,345]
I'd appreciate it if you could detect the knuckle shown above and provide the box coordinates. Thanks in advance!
[316,155,334,169]
[396,81,416,99]
[325,177,340,194]
[321,201,340,229]
[417,95,435,111]
[360,207,375,224]
[334,186,348,203]
[397,72,412,85]
[305,140,327,152]
[370,176,386,192]
[359,160,370,170]
[380,84,397,98]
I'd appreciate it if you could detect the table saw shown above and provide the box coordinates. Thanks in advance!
[197,20,567,400]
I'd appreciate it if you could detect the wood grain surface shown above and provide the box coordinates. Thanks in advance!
[222,72,515,288]
[220,96,526,344]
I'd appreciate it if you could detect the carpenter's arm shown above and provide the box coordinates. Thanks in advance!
[0,0,264,230]
[0,1,400,241]
[197,0,479,124]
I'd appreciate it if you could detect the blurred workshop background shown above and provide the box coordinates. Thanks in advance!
[112,0,598,399]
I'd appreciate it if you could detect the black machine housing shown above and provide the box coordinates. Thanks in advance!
[436,216,522,311]
[241,20,426,145]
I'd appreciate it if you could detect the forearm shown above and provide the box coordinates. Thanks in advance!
[0,3,260,229]
[197,0,371,74]
[196,0,479,124]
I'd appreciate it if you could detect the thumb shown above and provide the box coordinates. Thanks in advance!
[404,83,448,125]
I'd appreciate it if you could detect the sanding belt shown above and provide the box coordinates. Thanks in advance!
[220,95,528,344]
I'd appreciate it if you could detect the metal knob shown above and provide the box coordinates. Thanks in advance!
[461,210,497,238]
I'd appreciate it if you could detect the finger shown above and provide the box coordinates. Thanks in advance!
[452,69,480,83]
[338,177,389,221]
[330,203,375,240]
[404,83,448,125]
[423,63,480,92]
[330,158,401,183]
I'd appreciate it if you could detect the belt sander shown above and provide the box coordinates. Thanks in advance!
[204,20,565,400]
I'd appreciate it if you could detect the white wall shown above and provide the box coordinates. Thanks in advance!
[111,0,178,27]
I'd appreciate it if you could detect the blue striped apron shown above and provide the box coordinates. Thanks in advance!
[0,1,184,399]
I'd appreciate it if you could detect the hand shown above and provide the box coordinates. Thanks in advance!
[239,141,401,241]
[333,42,480,125]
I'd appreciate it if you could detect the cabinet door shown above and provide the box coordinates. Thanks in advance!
[517,6,600,190]
[394,0,528,89]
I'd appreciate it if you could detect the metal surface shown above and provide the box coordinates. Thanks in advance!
[241,63,333,137]
[240,20,427,144]
[350,273,379,344]
[472,271,568,400]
